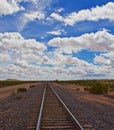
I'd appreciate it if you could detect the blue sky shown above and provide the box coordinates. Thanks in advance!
[0,0,114,80]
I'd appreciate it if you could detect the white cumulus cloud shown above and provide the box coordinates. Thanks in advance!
[51,13,63,21]
[0,32,46,65]
[51,2,114,25]
[23,11,45,21]
[0,53,11,61]
[94,55,111,65]
[18,0,55,31]
[48,30,114,53]
[0,0,24,16]
[47,29,64,36]
[0,32,46,53]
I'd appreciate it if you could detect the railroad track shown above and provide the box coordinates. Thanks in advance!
[27,82,94,130]
[36,82,85,130]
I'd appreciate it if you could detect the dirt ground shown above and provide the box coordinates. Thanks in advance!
[59,83,114,107]
[0,83,38,100]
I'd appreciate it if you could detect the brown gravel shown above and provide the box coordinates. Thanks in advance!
[52,83,114,130]
[58,83,114,107]
[0,82,44,130]
[0,82,114,130]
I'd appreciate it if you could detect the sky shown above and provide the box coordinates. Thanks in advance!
[0,0,114,80]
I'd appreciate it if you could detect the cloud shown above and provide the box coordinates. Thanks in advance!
[14,59,29,68]
[0,53,11,61]
[0,30,113,80]
[0,0,54,16]
[0,32,46,64]
[0,0,25,16]
[18,0,56,31]
[0,32,48,80]
[47,29,64,36]
[94,52,114,66]
[0,32,46,53]
[48,30,114,54]
[103,52,114,61]
[4,55,114,80]
[94,55,111,65]
[0,49,114,80]
[19,11,45,30]
[47,53,91,68]
[51,2,114,25]
[46,29,114,79]
[1,1,114,80]
[56,8,64,13]
[23,11,45,21]
[51,13,63,21]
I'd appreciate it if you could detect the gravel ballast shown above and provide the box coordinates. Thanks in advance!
[53,83,114,130]
[0,83,44,130]
[0,82,114,130]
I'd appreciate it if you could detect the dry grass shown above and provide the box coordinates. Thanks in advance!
[0,83,38,100]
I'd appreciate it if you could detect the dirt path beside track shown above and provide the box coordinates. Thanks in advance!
[0,83,38,100]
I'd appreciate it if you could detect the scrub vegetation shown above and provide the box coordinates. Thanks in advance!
[55,80,114,94]
[0,80,38,88]
[17,88,27,93]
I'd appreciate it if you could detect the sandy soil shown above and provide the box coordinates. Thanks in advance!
[58,83,114,107]
[0,83,38,100]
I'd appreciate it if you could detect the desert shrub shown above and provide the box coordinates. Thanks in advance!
[11,91,17,96]
[55,79,59,83]
[0,80,39,88]
[76,88,80,91]
[30,85,36,88]
[84,87,90,91]
[109,84,114,89]
[17,88,27,93]
[89,83,108,94]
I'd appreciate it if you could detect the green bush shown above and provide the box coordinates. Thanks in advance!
[17,88,27,93]
[89,83,108,94]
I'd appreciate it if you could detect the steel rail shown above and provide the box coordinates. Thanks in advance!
[49,83,84,130]
[36,82,84,130]
[36,83,47,130]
